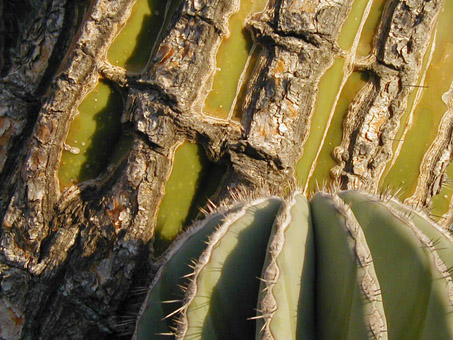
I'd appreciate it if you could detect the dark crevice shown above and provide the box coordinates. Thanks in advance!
[274,28,328,48]
[242,47,274,133]
[0,0,34,76]
[375,0,399,63]
[250,21,324,52]
[182,12,225,36]
[271,0,285,28]
[35,0,91,97]
[132,129,167,156]
[129,80,179,109]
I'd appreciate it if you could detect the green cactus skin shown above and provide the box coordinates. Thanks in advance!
[133,208,236,340]
[257,194,315,340]
[133,197,283,340]
[180,197,283,340]
[310,193,386,340]
[134,190,453,340]
[386,198,453,272]
[339,191,453,339]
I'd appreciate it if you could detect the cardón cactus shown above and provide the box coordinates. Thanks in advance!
[133,190,453,340]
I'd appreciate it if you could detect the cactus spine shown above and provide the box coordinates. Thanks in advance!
[134,191,453,340]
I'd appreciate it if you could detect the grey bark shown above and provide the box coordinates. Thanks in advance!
[0,0,445,339]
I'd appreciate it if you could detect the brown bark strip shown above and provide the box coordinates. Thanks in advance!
[332,0,443,192]
[1,0,138,338]
[30,139,173,340]
[0,0,73,210]
[229,0,353,192]
[139,0,240,112]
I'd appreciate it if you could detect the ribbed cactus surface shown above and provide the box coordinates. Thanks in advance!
[134,191,453,340]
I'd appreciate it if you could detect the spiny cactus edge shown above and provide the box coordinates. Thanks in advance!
[133,190,453,340]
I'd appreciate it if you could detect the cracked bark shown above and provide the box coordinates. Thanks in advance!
[0,0,448,339]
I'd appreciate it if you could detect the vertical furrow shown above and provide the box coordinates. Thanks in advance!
[380,0,453,203]
[312,192,387,340]
[300,0,378,192]
[177,197,282,340]
[407,82,453,208]
[203,0,268,120]
[332,0,443,192]
[257,193,315,340]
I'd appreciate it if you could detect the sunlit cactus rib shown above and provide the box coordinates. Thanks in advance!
[177,197,283,340]
[397,214,453,340]
[132,204,245,340]
[134,190,453,339]
[386,198,453,272]
[310,193,387,340]
[339,191,453,339]
[256,194,315,340]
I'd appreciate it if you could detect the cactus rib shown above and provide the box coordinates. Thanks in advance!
[257,193,315,340]
[178,197,283,340]
[134,190,453,340]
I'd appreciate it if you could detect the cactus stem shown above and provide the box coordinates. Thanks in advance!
[177,197,282,339]
[331,193,388,339]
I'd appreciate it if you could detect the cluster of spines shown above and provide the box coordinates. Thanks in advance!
[133,190,453,340]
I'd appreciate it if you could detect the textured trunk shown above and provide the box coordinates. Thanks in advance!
[0,0,447,339]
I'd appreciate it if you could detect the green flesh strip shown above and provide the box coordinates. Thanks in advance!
[58,81,123,188]
[431,161,453,219]
[154,143,225,254]
[203,0,267,119]
[296,58,345,187]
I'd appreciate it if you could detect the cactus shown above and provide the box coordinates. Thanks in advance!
[134,190,453,340]
[2,0,453,338]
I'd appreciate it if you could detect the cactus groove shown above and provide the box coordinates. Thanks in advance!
[134,190,453,340]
